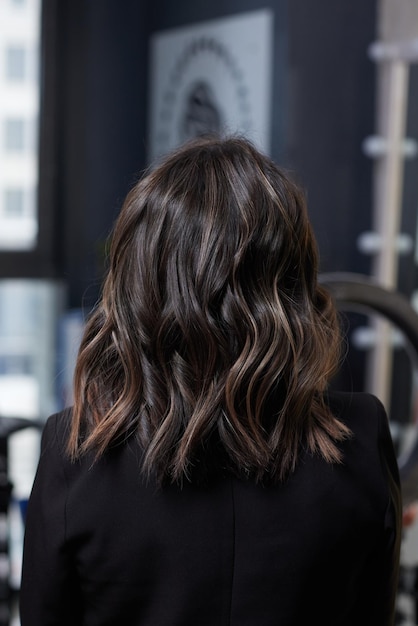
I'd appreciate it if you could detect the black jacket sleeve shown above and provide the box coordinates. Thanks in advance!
[377,396,403,625]
[19,413,82,626]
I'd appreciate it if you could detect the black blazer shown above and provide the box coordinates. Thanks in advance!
[20,391,401,626]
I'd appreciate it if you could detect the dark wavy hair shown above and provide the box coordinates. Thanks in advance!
[68,135,350,484]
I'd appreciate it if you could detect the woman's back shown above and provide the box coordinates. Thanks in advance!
[20,390,400,626]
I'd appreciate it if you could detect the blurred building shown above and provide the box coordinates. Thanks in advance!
[0,0,40,250]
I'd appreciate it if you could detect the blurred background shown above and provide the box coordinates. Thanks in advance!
[1,0,418,623]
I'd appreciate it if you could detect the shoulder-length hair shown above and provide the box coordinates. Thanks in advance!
[68,135,349,484]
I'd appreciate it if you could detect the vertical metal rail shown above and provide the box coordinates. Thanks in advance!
[366,52,410,408]
[363,0,418,409]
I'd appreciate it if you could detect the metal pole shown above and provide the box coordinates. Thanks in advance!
[364,0,418,408]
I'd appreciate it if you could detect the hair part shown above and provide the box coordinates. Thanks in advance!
[68,135,350,485]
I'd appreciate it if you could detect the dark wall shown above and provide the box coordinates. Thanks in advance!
[41,0,378,308]
[399,64,418,299]
[41,0,149,308]
[286,1,377,274]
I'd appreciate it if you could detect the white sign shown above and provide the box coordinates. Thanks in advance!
[148,9,274,162]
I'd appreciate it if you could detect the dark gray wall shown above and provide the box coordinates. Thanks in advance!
[286,1,377,274]
[40,0,150,308]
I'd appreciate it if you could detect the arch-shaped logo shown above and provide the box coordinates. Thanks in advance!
[148,10,273,162]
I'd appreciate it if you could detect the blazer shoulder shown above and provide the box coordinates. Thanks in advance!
[326,389,401,503]
[40,407,73,458]
[325,389,388,433]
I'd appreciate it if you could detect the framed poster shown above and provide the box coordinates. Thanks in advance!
[148,9,274,162]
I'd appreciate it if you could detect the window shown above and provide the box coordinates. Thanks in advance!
[0,188,36,250]
[4,188,25,216]
[6,46,26,81]
[4,118,25,152]
[0,0,45,599]
[0,0,41,252]
[0,354,32,375]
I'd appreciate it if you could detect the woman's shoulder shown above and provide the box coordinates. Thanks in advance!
[325,389,394,459]
[39,407,73,458]
[325,389,388,433]
[325,387,383,409]
[325,389,400,490]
